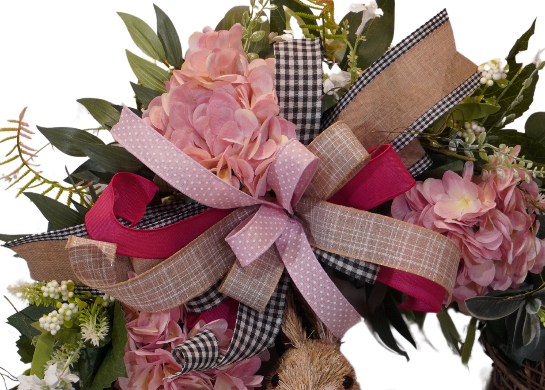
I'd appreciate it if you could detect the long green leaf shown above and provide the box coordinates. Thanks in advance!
[270,0,319,37]
[437,307,461,354]
[461,317,477,365]
[372,304,409,360]
[63,159,107,185]
[130,82,162,108]
[90,302,128,390]
[154,5,183,69]
[525,112,545,144]
[483,20,538,129]
[126,50,170,93]
[0,233,27,242]
[24,192,85,230]
[37,126,104,157]
[79,143,144,173]
[77,98,121,129]
[384,292,416,348]
[118,12,166,62]
[523,312,541,346]
[78,347,109,390]
[30,333,55,378]
[338,0,395,71]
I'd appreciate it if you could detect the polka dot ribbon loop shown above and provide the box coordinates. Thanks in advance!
[112,106,362,338]
[225,205,289,268]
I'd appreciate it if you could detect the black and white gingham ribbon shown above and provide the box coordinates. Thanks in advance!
[2,202,209,248]
[172,329,221,374]
[321,9,451,130]
[320,9,480,177]
[313,248,379,283]
[168,273,290,378]
[185,279,227,313]
[275,39,322,146]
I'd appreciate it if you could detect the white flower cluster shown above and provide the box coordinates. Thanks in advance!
[479,59,508,86]
[18,363,79,390]
[457,121,486,138]
[101,294,116,307]
[39,303,79,335]
[41,280,74,301]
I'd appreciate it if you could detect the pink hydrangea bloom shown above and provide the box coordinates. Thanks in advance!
[118,302,263,390]
[391,159,545,311]
[143,24,297,197]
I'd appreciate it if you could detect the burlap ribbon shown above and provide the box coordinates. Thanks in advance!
[62,108,460,339]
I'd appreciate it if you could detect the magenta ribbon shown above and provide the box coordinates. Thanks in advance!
[106,107,361,339]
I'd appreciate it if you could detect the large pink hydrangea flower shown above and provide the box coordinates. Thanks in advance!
[118,302,263,390]
[143,24,297,197]
[391,157,545,311]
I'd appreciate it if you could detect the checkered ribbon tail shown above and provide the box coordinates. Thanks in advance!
[408,155,433,177]
[169,273,290,378]
[185,279,227,313]
[313,248,379,283]
[2,202,209,248]
[391,72,481,153]
[172,329,221,374]
[321,9,451,130]
[275,39,322,146]
[74,286,104,297]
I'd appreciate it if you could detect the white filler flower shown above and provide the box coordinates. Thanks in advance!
[349,1,384,35]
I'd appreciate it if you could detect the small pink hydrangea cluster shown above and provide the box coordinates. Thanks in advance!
[143,24,297,197]
[391,147,545,310]
[118,304,263,390]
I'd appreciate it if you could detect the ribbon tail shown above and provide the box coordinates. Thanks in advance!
[276,219,361,339]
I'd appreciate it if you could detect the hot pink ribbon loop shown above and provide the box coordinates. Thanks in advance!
[225,205,289,267]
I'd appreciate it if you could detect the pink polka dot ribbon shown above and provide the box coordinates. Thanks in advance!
[112,107,361,339]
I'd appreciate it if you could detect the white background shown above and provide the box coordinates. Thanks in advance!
[1,1,545,388]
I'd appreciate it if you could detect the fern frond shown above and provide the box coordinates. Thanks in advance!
[0,127,18,132]
[0,156,18,166]
[17,175,39,197]
[55,188,64,201]
[5,144,17,157]
[0,136,17,144]
[41,184,55,196]
[5,169,31,191]
[300,24,322,30]
[294,0,322,10]
[294,12,321,19]
[67,193,73,207]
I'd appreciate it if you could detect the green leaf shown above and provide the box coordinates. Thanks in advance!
[71,200,89,218]
[0,234,27,242]
[78,347,110,390]
[526,298,542,314]
[24,192,84,230]
[322,94,338,114]
[118,12,166,63]
[30,332,55,378]
[90,302,128,390]
[483,20,538,129]
[126,50,170,93]
[249,22,270,58]
[339,0,395,71]
[78,144,144,174]
[487,129,545,165]
[37,126,104,157]
[450,102,501,122]
[7,305,53,339]
[466,294,526,320]
[437,307,461,354]
[523,312,540,346]
[77,98,121,129]
[384,292,416,348]
[216,6,248,31]
[53,327,80,345]
[525,112,545,144]
[270,0,319,37]
[461,317,477,365]
[16,334,35,364]
[64,159,107,185]
[154,5,183,69]
[371,304,409,360]
[130,82,162,109]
